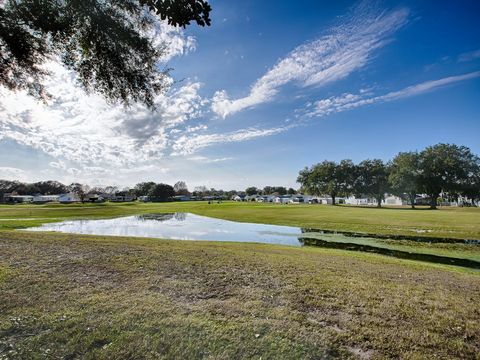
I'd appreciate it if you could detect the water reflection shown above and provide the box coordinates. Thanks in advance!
[27,212,303,246]
[26,212,479,269]
[300,238,480,269]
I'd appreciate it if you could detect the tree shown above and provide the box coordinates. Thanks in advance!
[0,180,21,201]
[297,160,354,205]
[193,185,208,197]
[262,186,274,195]
[273,186,287,195]
[355,159,390,207]
[460,168,480,206]
[245,187,258,196]
[389,152,420,208]
[287,187,296,195]
[148,183,174,202]
[68,183,90,203]
[173,181,190,196]
[0,0,211,107]
[133,182,156,196]
[418,144,479,209]
[33,180,68,194]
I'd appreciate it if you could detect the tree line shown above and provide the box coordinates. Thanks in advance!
[297,143,480,209]
[0,180,178,203]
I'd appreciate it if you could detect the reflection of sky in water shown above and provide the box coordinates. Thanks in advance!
[27,213,304,246]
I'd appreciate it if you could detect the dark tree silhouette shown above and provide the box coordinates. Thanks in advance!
[0,0,211,107]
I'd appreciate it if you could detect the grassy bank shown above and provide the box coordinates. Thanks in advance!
[1,201,480,240]
[1,231,479,359]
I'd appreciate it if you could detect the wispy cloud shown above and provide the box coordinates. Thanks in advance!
[172,126,291,155]
[211,2,409,118]
[187,155,234,163]
[303,71,480,117]
[458,49,480,63]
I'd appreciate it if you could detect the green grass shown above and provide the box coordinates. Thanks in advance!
[1,202,479,357]
[0,231,479,359]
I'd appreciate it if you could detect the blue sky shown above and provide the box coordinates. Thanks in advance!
[0,0,479,190]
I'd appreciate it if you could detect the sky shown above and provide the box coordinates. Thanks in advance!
[1,0,479,190]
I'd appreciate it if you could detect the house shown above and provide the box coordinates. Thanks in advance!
[256,195,274,203]
[232,194,246,202]
[384,195,407,206]
[58,193,80,203]
[173,195,191,201]
[3,194,34,203]
[138,195,150,202]
[345,195,376,206]
[346,194,406,206]
[107,194,135,202]
[33,194,60,203]
[87,194,105,203]
[273,195,291,204]
[245,195,260,202]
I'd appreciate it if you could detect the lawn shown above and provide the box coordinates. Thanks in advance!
[0,231,479,359]
[0,202,479,358]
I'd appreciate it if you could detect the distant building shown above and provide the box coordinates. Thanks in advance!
[103,194,135,202]
[33,194,60,203]
[273,195,292,204]
[232,195,246,202]
[256,195,274,203]
[173,195,191,201]
[346,194,406,206]
[58,193,80,203]
[3,193,34,204]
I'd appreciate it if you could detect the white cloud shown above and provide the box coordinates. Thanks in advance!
[458,49,480,63]
[0,167,28,181]
[0,61,205,169]
[304,71,480,117]
[172,126,291,155]
[211,2,409,118]
[148,21,197,62]
[187,155,234,163]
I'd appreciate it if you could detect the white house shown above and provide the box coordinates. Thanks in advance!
[346,194,406,206]
[33,194,60,203]
[58,193,80,203]
[289,195,315,204]
[173,195,191,201]
[383,195,407,206]
[273,195,292,204]
[3,194,34,203]
[256,195,274,203]
[232,195,246,202]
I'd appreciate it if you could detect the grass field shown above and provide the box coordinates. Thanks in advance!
[1,231,479,359]
[1,202,479,358]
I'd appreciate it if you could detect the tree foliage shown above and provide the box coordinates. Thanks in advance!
[355,159,390,207]
[418,144,480,209]
[298,143,480,208]
[389,152,420,208]
[147,183,175,201]
[297,160,354,205]
[173,180,189,195]
[0,0,211,107]
[133,182,156,196]
[68,182,90,202]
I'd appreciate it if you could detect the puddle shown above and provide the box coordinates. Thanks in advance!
[25,212,480,269]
